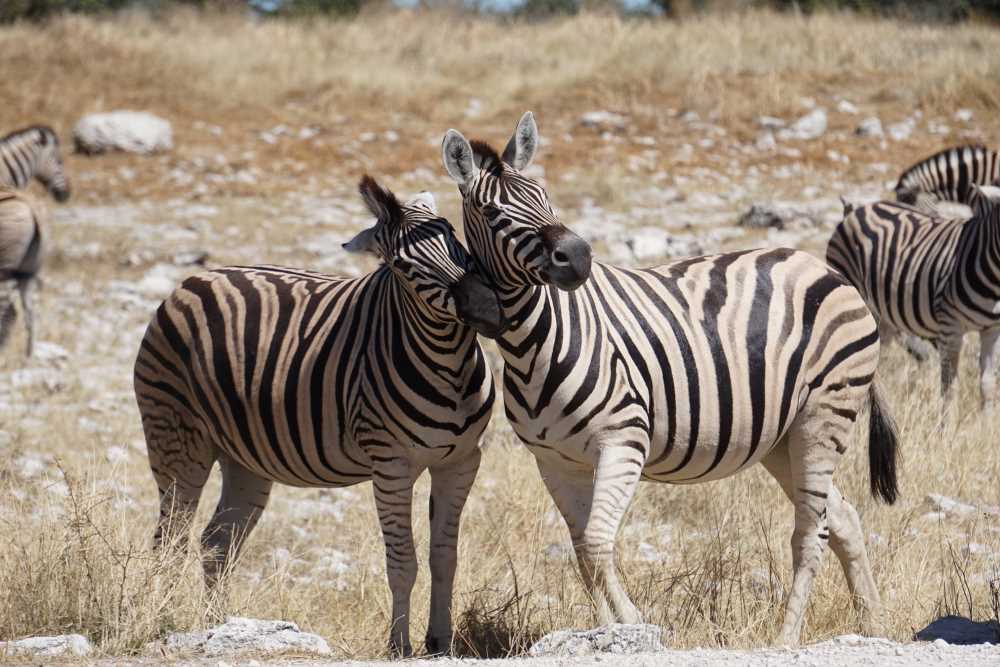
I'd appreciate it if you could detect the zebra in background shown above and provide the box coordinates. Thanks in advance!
[0,126,71,202]
[896,144,999,207]
[0,189,45,356]
[828,185,1000,410]
[442,113,898,645]
[134,175,505,657]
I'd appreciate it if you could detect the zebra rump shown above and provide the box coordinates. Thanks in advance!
[896,144,1000,205]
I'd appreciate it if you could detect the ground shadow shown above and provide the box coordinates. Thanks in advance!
[914,615,1000,645]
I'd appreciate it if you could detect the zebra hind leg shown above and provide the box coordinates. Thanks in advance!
[977,328,1000,410]
[200,454,274,588]
[425,449,482,655]
[371,452,420,658]
[938,332,964,422]
[0,292,16,352]
[17,278,35,357]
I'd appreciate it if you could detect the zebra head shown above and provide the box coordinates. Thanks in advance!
[441,112,592,292]
[33,127,70,202]
[344,175,506,339]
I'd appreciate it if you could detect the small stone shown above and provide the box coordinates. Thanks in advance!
[579,111,628,132]
[757,115,785,129]
[855,117,884,137]
[529,624,665,657]
[74,111,173,155]
[777,109,827,141]
[148,617,331,657]
[755,131,776,151]
[888,118,915,142]
[837,99,859,114]
[0,634,93,657]
[955,109,974,123]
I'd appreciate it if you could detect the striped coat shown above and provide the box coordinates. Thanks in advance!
[827,187,1000,408]
[442,113,898,646]
[0,126,70,202]
[0,189,45,356]
[134,176,502,657]
[896,144,1000,206]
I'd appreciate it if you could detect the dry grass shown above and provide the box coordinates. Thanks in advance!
[1,6,1000,663]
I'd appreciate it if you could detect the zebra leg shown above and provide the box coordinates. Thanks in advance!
[899,333,933,363]
[17,278,35,357]
[762,418,841,645]
[762,444,884,637]
[425,449,481,655]
[0,293,16,351]
[938,332,964,415]
[372,454,420,658]
[201,454,274,587]
[977,328,1000,410]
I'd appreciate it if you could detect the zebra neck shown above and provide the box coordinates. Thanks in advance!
[495,282,584,380]
[2,137,38,188]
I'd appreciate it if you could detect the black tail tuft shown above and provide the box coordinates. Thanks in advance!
[868,383,899,504]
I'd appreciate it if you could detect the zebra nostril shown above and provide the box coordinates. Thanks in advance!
[552,250,570,266]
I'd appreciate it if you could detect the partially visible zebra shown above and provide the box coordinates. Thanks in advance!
[442,113,899,645]
[133,175,505,657]
[0,189,45,356]
[0,126,71,202]
[828,185,1000,409]
[896,144,999,207]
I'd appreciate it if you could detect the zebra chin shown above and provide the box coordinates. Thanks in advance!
[450,273,508,339]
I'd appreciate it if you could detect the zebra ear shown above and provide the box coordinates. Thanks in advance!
[501,111,538,171]
[358,174,402,227]
[442,130,476,191]
[406,191,437,214]
[343,225,379,256]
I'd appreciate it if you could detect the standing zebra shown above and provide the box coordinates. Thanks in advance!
[0,126,71,202]
[896,145,1000,207]
[134,175,505,657]
[441,113,899,645]
[827,186,1000,409]
[0,189,44,356]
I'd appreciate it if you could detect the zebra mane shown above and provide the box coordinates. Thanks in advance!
[469,140,504,176]
[1,125,58,146]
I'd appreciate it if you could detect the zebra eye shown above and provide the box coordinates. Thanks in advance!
[482,204,503,222]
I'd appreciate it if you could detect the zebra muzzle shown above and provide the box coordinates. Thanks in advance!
[450,273,508,339]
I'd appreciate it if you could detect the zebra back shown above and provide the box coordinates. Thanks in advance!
[896,145,1000,205]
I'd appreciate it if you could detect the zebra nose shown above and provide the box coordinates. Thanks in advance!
[548,232,591,290]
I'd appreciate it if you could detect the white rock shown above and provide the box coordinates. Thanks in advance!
[74,111,173,155]
[757,115,785,129]
[464,98,483,118]
[778,109,827,141]
[0,634,92,657]
[579,111,628,132]
[925,494,979,519]
[529,624,665,657]
[855,117,884,137]
[955,109,974,122]
[888,118,916,142]
[755,131,776,151]
[31,341,70,363]
[150,617,331,658]
[837,99,859,114]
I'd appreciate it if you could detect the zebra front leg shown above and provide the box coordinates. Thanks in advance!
[17,278,35,357]
[978,328,1000,410]
[762,442,884,637]
[0,293,16,352]
[425,448,481,655]
[372,454,420,658]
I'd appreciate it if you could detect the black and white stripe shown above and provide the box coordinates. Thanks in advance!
[0,189,44,356]
[0,126,70,202]
[827,187,1000,409]
[134,176,501,657]
[442,113,899,646]
[895,144,1000,206]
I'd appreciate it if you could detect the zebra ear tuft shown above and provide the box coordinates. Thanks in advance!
[501,111,538,171]
[442,130,476,190]
[358,174,402,227]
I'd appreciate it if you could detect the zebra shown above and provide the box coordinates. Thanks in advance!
[133,175,505,657]
[441,113,899,646]
[827,185,1000,410]
[895,144,1000,207]
[0,126,71,202]
[0,189,44,356]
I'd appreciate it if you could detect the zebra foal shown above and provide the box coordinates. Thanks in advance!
[0,126,71,202]
[441,113,899,645]
[0,189,45,356]
[134,175,505,657]
[828,186,1000,410]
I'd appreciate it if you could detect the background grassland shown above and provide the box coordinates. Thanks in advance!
[0,7,999,662]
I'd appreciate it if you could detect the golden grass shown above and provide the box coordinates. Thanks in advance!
[0,7,999,663]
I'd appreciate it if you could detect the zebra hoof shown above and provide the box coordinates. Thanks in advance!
[388,640,413,659]
[424,633,452,656]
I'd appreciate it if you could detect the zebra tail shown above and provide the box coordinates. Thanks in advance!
[867,382,899,505]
